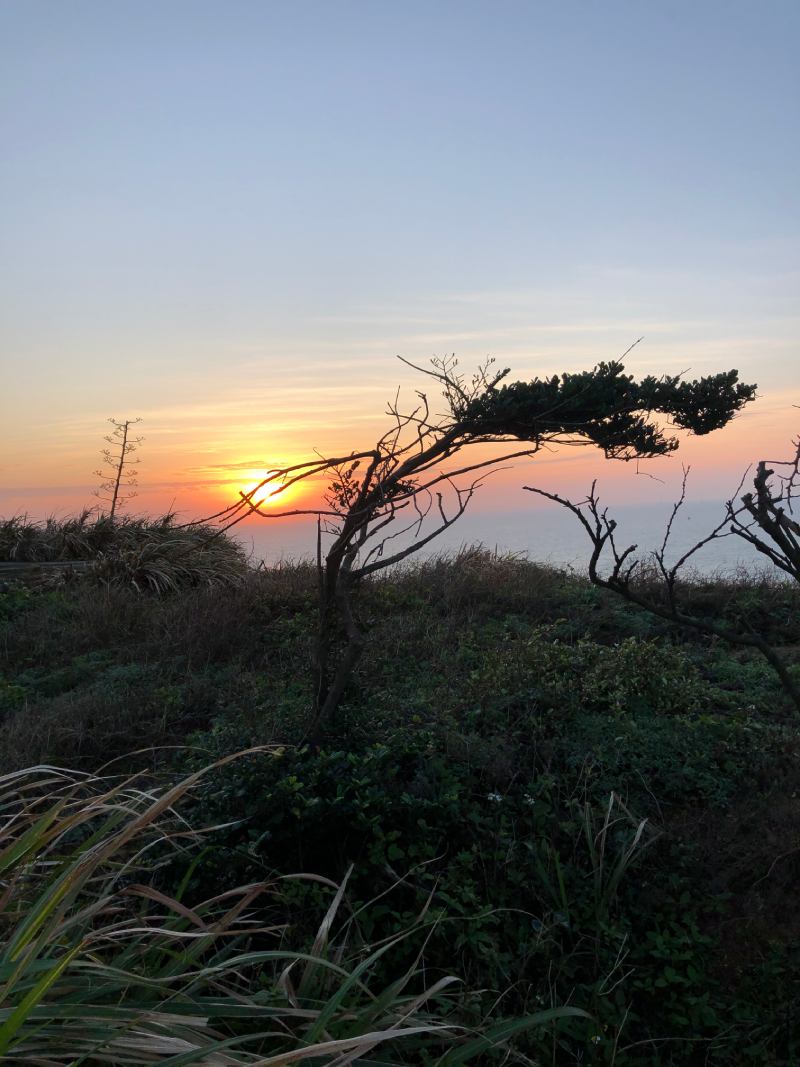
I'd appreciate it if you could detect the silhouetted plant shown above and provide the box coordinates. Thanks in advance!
[93,417,144,520]
[525,432,800,713]
[730,437,800,582]
[212,355,755,734]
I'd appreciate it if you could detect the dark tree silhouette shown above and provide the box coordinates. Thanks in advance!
[93,418,144,521]
[212,356,755,734]
[524,433,800,713]
[730,442,800,583]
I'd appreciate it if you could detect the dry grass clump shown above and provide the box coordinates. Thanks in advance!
[389,545,572,617]
[1,511,115,561]
[0,512,249,593]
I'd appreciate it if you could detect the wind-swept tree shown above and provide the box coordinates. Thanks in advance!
[213,356,755,734]
[93,418,144,521]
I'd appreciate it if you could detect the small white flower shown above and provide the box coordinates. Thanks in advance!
[486,792,503,803]
[523,794,535,806]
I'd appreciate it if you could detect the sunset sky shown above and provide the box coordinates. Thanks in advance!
[2,1,798,547]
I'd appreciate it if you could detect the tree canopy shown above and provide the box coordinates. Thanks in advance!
[457,362,756,457]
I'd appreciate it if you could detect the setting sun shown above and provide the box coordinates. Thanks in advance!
[238,470,305,511]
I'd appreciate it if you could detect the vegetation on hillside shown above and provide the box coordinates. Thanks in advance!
[525,430,800,711]
[2,545,799,1063]
[1,756,584,1062]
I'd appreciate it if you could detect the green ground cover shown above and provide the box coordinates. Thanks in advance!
[1,544,799,1063]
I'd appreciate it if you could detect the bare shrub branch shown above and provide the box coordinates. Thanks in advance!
[525,439,800,714]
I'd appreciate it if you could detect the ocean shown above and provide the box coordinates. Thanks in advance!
[232,498,780,578]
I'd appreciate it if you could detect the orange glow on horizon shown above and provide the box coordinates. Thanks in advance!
[3,390,794,527]
[199,401,799,523]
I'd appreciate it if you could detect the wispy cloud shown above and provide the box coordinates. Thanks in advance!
[187,459,271,473]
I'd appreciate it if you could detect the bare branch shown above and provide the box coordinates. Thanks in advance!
[524,453,800,715]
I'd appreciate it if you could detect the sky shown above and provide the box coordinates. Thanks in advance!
[1,1,798,548]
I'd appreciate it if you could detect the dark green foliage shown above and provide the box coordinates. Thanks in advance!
[459,361,756,457]
[0,563,316,770]
[185,698,794,1063]
[2,552,799,1063]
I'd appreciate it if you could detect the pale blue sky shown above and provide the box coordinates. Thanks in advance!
[1,0,798,517]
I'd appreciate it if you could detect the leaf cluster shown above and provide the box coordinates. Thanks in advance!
[459,361,756,458]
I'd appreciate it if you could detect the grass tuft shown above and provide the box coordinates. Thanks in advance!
[0,513,248,592]
[0,755,583,1063]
